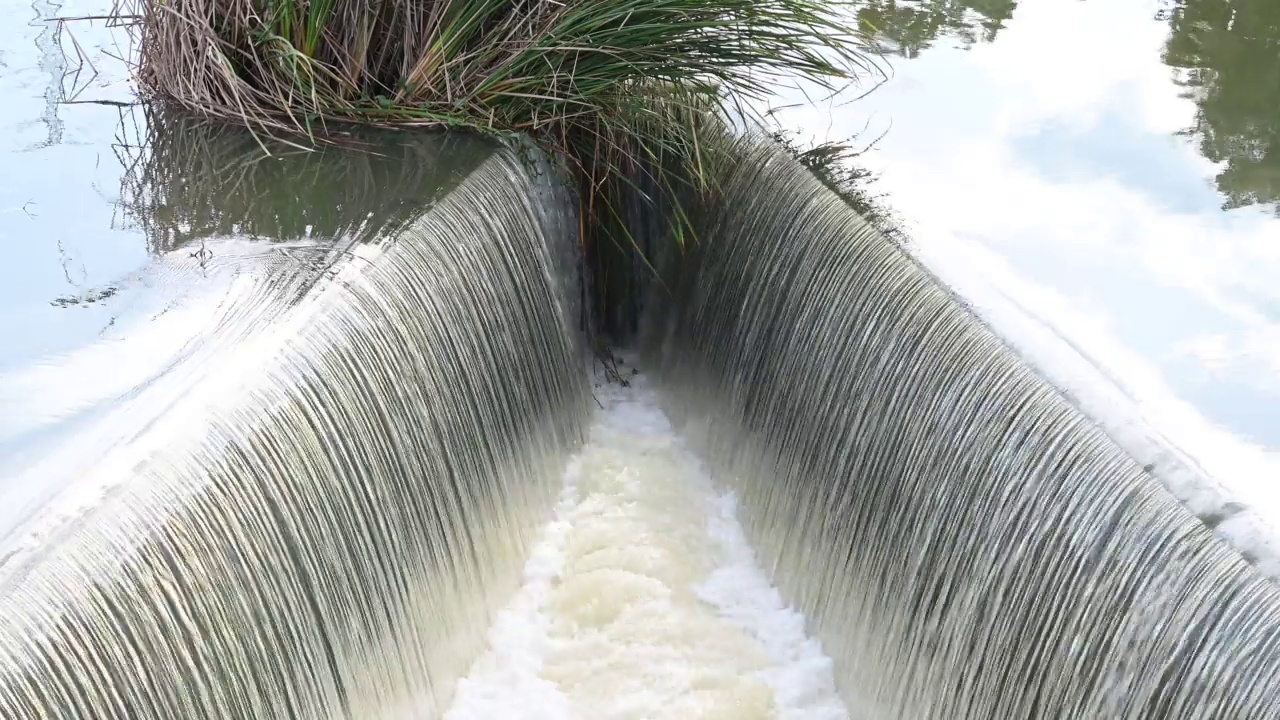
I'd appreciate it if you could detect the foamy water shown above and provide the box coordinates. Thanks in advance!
[444,371,848,720]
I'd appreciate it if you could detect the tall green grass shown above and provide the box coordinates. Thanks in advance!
[120,0,870,131]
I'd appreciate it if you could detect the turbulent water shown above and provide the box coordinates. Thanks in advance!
[446,371,847,720]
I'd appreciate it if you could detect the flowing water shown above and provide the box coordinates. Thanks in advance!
[638,137,1280,718]
[446,372,848,720]
[771,0,1280,571]
[0,96,595,715]
[3,0,1280,718]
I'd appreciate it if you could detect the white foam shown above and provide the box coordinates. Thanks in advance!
[697,491,849,720]
[445,372,849,719]
[442,477,577,720]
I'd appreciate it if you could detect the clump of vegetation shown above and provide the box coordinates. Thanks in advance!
[107,0,883,339]
[115,0,871,168]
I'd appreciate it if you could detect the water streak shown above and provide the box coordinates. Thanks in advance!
[0,141,588,719]
[639,136,1280,719]
[28,0,64,149]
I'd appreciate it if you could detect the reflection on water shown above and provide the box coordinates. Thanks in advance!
[1,97,495,517]
[1162,0,1280,215]
[853,0,1280,217]
[777,0,1280,558]
[116,111,489,252]
[0,1,141,373]
[856,0,1017,57]
[29,0,66,149]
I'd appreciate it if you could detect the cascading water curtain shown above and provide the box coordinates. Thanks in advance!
[639,136,1280,719]
[0,142,589,720]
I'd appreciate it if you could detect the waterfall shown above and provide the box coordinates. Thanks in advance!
[638,137,1280,719]
[4,119,1279,719]
[0,129,589,718]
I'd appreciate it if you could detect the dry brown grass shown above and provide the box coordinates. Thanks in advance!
[110,0,874,164]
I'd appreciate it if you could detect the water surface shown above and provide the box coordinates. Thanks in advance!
[0,0,142,372]
[776,0,1280,554]
[0,2,490,531]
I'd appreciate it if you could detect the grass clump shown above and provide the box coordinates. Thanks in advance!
[117,0,871,136]
[110,0,879,338]
[113,0,874,192]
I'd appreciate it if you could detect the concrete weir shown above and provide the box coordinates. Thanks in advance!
[0,136,1278,719]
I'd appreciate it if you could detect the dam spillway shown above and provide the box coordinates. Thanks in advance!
[1,119,1279,720]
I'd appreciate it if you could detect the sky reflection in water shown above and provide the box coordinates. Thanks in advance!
[774,0,1280,532]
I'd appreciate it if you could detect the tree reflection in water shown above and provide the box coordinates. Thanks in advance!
[1161,0,1280,216]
